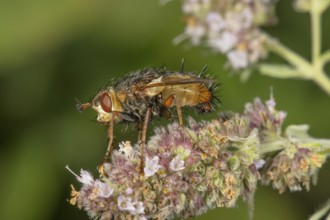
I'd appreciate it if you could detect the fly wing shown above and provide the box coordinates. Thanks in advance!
[142,74,215,98]
[144,77,214,88]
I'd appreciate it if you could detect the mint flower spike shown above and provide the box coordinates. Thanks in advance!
[162,0,330,95]
[171,0,277,70]
[69,96,330,220]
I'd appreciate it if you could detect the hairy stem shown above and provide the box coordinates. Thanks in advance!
[257,139,287,155]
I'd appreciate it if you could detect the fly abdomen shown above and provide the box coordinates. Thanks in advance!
[160,82,216,111]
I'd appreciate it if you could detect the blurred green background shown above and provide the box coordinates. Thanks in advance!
[0,0,330,220]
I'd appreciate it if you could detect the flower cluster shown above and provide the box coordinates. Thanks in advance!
[68,96,329,219]
[69,119,260,219]
[260,123,328,193]
[262,147,326,193]
[244,95,287,139]
[174,0,277,69]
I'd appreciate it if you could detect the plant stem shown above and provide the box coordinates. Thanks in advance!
[314,70,330,95]
[258,139,287,155]
[263,36,330,96]
[265,36,313,78]
[259,0,330,96]
[309,199,330,220]
[311,0,321,66]
[321,49,330,64]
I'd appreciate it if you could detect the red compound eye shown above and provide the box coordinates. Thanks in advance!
[100,93,112,113]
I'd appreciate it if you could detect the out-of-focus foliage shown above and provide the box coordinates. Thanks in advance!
[0,0,329,220]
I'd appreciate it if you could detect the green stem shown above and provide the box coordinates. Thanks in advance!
[321,49,330,65]
[314,70,330,95]
[309,199,330,220]
[311,0,321,66]
[264,36,330,96]
[260,0,330,96]
[259,64,302,79]
[258,139,287,155]
[265,36,313,78]
[319,0,330,14]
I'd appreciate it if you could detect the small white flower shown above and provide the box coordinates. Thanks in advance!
[248,37,265,63]
[266,98,276,112]
[118,195,145,215]
[77,170,94,186]
[131,201,145,214]
[138,216,148,220]
[208,31,238,53]
[254,159,266,169]
[206,12,225,32]
[278,111,287,122]
[169,156,185,171]
[241,8,253,29]
[118,195,135,212]
[144,156,162,177]
[125,188,133,195]
[182,0,209,14]
[94,180,113,198]
[225,12,243,33]
[118,141,133,158]
[185,24,206,45]
[227,50,249,69]
[182,1,199,14]
[66,165,94,186]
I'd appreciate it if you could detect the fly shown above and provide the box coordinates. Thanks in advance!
[76,66,220,173]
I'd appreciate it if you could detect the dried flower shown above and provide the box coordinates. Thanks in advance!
[262,147,326,193]
[261,124,328,193]
[69,96,330,219]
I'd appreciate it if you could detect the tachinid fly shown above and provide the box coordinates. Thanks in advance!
[76,66,220,173]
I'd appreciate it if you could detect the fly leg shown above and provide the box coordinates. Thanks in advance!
[175,105,184,127]
[164,95,192,138]
[139,107,151,174]
[98,113,114,175]
[105,113,114,161]
[137,120,143,144]
[175,105,194,141]
[164,94,184,127]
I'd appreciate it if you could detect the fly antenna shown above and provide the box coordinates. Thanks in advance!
[75,97,91,112]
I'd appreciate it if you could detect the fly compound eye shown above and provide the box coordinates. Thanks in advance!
[100,92,112,113]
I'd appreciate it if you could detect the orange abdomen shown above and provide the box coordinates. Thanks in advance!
[161,83,212,107]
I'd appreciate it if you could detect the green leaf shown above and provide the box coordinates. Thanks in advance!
[285,124,310,138]
[258,64,303,79]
